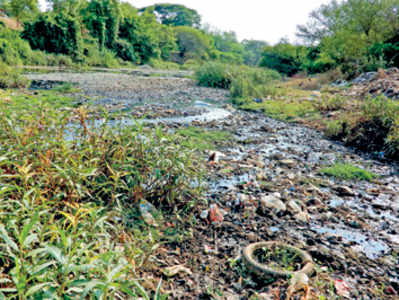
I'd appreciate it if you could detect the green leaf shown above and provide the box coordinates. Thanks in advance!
[133,281,150,300]
[79,280,104,300]
[154,279,162,300]
[44,246,66,265]
[0,224,18,253]
[25,282,52,296]
[19,211,39,248]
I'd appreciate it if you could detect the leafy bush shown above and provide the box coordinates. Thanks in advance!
[148,58,180,70]
[195,62,281,97]
[0,94,201,298]
[260,52,301,76]
[195,62,232,88]
[83,39,120,67]
[0,60,30,88]
[0,23,34,65]
[22,13,82,58]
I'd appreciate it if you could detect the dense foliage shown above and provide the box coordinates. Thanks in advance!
[140,3,201,28]
[0,91,202,298]
[0,0,278,69]
[296,0,399,76]
[195,62,281,99]
[22,13,82,57]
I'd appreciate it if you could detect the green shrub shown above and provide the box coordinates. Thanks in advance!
[195,62,232,88]
[22,13,82,58]
[0,60,30,88]
[83,40,120,68]
[195,62,281,95]
[0,94,201,298]
[0,24,35,65]
[148,58,180,70]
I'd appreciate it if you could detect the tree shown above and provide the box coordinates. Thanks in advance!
[82,0,120,50]
[48,0,85,17]
[2,0,38,22]
[174,26,215,62]
[140,4,201,28]
[259,39,304,76]
[297,0,399,74]
[208,30,245,64]
[22,12,82,57]
[242,39,268,66]
[118,10,160,63]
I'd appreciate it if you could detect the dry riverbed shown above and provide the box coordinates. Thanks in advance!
[27,71,399,299]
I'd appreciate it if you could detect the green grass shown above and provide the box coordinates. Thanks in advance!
[320,163,377,181]
[0,92,202,298]
[177,127,232,151]
[241,99,318,122]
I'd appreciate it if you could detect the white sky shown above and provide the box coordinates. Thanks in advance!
[128,0,331,44]
[38,0,330,44]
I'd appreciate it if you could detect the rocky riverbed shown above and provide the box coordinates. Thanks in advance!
[26,71,399,299]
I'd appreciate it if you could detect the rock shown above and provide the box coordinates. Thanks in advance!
[295,211,310,223]
[279,159,296,168]
[288,200,302,214]
[334,185,355,197]
[254,293,273,300]
[260,194,286,213]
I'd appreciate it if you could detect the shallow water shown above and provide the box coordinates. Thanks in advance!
[312,225,389,259]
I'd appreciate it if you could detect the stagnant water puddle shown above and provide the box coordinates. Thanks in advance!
[311,225,389,259]
[64,101,231,140]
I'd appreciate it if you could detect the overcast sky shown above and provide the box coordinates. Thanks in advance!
[127,0,331,44]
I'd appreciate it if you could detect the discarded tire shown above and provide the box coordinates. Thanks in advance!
[242,241,314,278]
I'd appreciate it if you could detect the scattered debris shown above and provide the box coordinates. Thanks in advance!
[334,279,351,298]
[162,265,192,277]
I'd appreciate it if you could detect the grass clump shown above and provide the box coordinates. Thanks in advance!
[177,126,232,151]
[0,95,202,298]
[195,62,281,96]
[241,99,318,122]
[325,96,399,160]
[0,60,30,88]
[254,245,304,273]
[320,163,377,181]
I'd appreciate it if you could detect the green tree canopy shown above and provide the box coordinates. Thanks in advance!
[82,0,120,50]
[174,26,215,62]
[22,12,82,57]
[1,0,38,22]
[140,3,201,28]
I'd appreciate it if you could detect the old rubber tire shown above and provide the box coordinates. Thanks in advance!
[242,241,314,278]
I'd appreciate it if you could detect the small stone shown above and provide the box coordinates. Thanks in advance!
[334,186,355,197]
[200,210,209,220]
[279,159,296,168]
[288,200,302,214]
[247,232,257,242]
[260,194,286,213]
